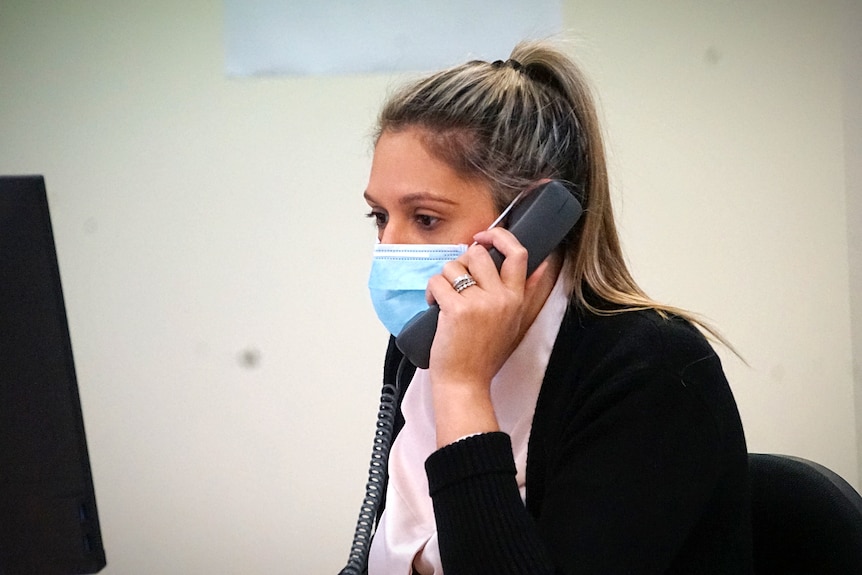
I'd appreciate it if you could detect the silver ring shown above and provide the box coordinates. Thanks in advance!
[452,274,477,293]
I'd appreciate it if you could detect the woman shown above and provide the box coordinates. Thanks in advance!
[358,40,751,574]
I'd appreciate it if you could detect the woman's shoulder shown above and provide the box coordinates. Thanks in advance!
[542,305,738,437]
[552,304,730,402]
[570,305,715,362]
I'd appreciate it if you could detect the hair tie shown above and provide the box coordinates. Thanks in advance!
[491,59,524,72]
[506,59,523,71]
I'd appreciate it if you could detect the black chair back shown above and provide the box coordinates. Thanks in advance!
[749,453,862,574]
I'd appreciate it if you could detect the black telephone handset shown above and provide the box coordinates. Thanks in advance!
[395,180,583,369]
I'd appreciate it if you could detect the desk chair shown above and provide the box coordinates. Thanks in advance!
[749,453,862,574]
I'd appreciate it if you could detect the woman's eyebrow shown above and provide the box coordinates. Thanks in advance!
[363,190,457,206]
[398,191,457,206]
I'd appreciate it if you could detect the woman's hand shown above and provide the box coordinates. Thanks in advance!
[425,227,556,447]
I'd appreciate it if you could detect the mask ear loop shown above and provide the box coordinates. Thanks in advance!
[472,189,529,245]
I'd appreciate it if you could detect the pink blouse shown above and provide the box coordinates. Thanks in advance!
[368,272,570,574]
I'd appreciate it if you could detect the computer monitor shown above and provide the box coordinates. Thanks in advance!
[0,175,106,574]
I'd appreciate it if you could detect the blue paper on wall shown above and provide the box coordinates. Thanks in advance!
[224,0,563,76]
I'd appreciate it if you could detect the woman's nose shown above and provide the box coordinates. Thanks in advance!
[379,219,410,244]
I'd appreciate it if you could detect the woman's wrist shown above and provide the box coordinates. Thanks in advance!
[431,382,500,448]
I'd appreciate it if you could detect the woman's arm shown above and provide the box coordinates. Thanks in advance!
[426,227,558,447]
[424,313,749,574]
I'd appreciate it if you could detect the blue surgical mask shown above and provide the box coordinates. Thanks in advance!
[368,243,467,336]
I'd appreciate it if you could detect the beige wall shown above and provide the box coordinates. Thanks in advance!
[1,1,858,573]
[844,0,862,494]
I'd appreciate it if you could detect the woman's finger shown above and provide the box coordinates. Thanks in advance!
[471,227,529,290]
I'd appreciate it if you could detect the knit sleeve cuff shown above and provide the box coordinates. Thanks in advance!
[425,431,516,496]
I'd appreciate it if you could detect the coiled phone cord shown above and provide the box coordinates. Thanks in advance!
[339,356,412,575]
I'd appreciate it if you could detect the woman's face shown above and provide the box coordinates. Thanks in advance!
[364,128,498,245]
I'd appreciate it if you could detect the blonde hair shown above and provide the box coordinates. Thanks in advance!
[376,40,731,347]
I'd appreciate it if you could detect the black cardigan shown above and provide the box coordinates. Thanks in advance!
[381,304,753,574]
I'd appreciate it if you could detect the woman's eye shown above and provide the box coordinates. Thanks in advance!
[415,214,437,228]
[365,210,387,229]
